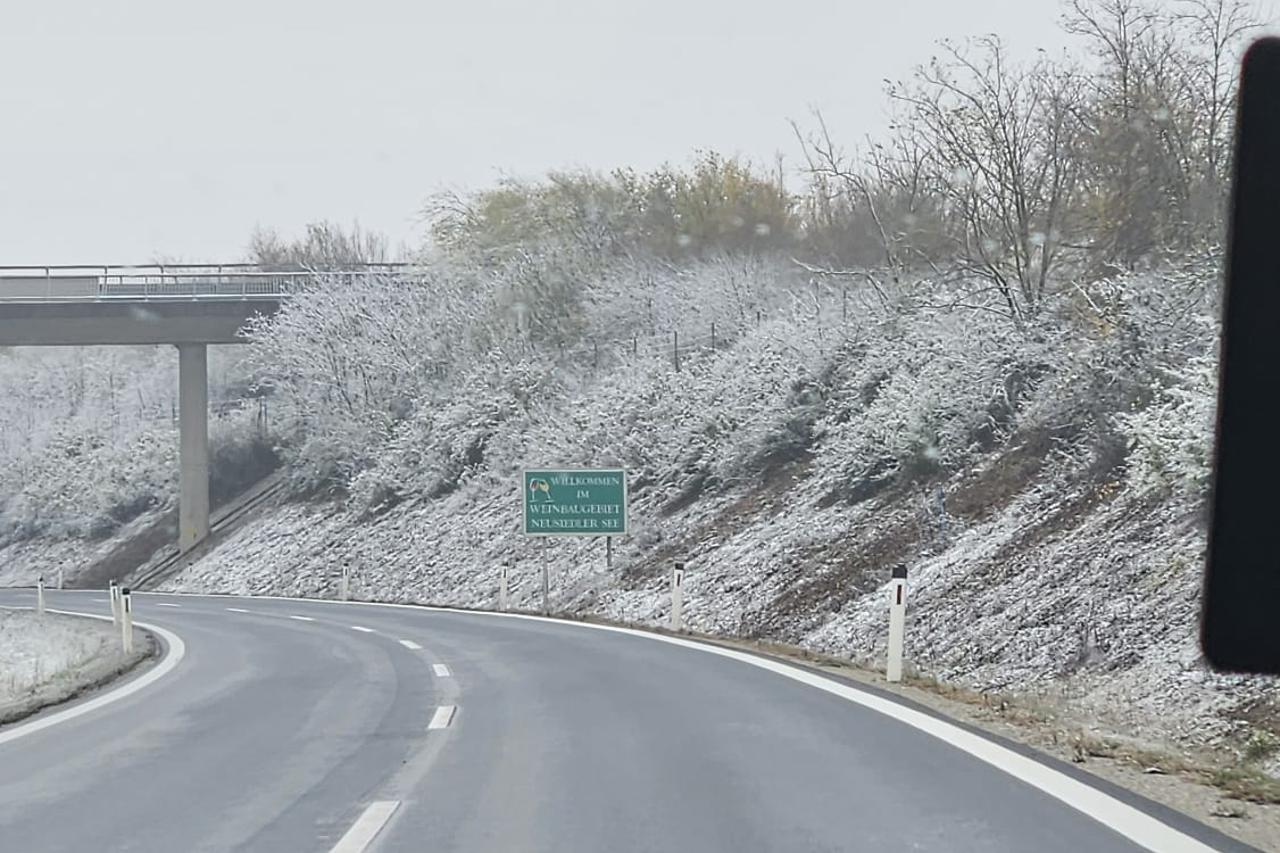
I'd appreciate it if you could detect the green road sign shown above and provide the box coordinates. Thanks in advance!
[523,468,627,536]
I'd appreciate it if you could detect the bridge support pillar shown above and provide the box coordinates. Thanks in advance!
[177,343,210,551]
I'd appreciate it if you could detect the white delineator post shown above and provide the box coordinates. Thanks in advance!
[499,564,509,612]
[670,562,685,633]
[340,561,350,602]
[120,588,134,655]
[36,575,45,616]
[886,564,908,683]
[109,580,121,627]
[57,565,64,591]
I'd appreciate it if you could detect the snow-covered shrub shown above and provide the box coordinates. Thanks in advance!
[1117,355,1217,498]
[815,303,1036,496]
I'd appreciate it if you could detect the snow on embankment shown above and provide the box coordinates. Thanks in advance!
[0,610,147,725]
[161,259,1277,765]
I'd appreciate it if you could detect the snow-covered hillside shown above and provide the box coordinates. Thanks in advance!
[138,253,1276,770]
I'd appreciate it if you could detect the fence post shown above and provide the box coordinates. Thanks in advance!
[673,331,680,372]
[842,287,848,324]
[886,565,908,683]
[632,334,638,356]
[711,322,716,351]
[593,340,599,370]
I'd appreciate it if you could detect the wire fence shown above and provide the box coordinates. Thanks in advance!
[540,282,868,375]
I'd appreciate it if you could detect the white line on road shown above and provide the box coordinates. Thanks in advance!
[92,598,107,602]
[427,705,456,730]
[398,639,422,650]
[0,609,186,747]
[226,607,250,613]
[350,625,375,633]
[185,594,1216,853]
[146,592,1219,853]
[329,800,400,853]
[154,602,182,608]
[289,615,315,622]
[432,664,451,678]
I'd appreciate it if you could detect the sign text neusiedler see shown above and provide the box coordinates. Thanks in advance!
[523,469,627,536]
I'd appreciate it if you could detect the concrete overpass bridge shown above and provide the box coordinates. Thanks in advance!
[0,263,405,552]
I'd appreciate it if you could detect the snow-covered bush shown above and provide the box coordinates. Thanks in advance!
[1118,355,1217,498]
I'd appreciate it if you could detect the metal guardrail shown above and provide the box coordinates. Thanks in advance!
[0,264,410,302]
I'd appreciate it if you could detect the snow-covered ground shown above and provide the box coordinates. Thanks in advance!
[5,255,1274,774]
[0,610,137,723]
[160,438,1275,773]
[142,257,1280,772]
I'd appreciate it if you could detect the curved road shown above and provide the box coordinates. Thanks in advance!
[0,589,1257,852]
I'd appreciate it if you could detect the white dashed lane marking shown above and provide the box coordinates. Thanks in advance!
[427,705,456,730]
[329,800,400,853]
[398,639,422,651]
[432,664,451,678]
[289,615,315,622]
[154,603,181,608]
[351,626,375,633]
[226,607,250,613]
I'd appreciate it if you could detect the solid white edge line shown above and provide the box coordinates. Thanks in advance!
[329,800,400,853]
[432,663,450,678]
[0,608,186,746]
[427,705,456,730]
[120,593,1218,853]
[350,625,375,633]
[288,615,315,622]
[398,639,422,650]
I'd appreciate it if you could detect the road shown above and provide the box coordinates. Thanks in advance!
[0,589,1257,852]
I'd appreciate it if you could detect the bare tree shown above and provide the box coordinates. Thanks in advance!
[888,37,1087,320]
[248,221,392,270]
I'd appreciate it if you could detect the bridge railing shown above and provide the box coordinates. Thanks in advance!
[0,264,409,301]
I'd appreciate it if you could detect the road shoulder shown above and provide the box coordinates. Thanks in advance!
[0,609,155,729]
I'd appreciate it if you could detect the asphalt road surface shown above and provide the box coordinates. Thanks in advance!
[0,589,1259,852]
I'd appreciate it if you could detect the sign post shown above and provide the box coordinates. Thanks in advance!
[522,468,628,615]
[886,565,908,683]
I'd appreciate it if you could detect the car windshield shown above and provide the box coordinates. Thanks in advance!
[1,2,1278,852]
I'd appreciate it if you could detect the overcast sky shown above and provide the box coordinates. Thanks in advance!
[0,0,1121,263]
